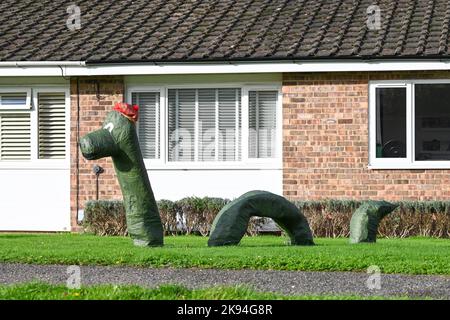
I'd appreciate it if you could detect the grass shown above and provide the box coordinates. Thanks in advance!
[0,234,449,275]
[0,282,422,300]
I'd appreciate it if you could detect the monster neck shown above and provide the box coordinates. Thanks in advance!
[111,144,163,246]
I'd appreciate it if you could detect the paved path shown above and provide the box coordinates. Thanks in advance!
[0,263,449,298]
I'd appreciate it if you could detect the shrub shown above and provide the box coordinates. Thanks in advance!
[176,197,229,236]
[247,217,270,236]
[378,201,450,238]
[294,200,450,238]
[84,200,180,236]
[296,200,360,238]
[158,200,178,236]
[201,197,230,235]
[83,197,269,237]
[83,201,127,236]
[174,197,267,236]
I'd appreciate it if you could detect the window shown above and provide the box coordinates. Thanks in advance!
[167,88,241,162]
[249,90,278,158]
[0,87,68,162]
[415,84,450,161]
[370,81,450,168]
[0,88,31,110]
[132,92,160,159]
[375,87,407,159]
[130,84,280,167]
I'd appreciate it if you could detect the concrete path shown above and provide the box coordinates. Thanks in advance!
[0,263,448,298]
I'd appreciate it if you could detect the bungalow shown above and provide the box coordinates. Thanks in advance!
[1,0,450,231]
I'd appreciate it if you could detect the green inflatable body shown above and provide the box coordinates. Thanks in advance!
[208,190,314,246]
[79,103,163,247]
[349,201,398,244]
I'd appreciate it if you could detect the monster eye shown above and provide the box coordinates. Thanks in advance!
[104,122,114,133]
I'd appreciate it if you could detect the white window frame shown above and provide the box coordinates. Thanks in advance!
[369,79,450,169]
[0,85,70,169]
[0,87,32,110]
[243,86,283,165]
[127,86,165,166]
[126,83,282,170]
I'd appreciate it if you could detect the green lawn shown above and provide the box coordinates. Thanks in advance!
[0,282,420,300]
[0,234,448,275]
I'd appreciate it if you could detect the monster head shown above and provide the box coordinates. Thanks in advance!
[79,103,139,160]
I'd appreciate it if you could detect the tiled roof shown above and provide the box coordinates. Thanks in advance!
[1,0,450,63]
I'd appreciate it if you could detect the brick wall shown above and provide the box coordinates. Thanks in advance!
[70,77,124,231]
[283,71,450,201]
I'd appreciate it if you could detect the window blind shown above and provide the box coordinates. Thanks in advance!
[218,88,240,161]
[168,89,196,161]
[38,92,66,159]
[249,90,277,158]
[0,113,31,160]
[132,92,160,159]
[198,89,216,161]
[168,88,241,162]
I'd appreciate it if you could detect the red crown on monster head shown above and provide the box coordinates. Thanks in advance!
[113,102,139,122]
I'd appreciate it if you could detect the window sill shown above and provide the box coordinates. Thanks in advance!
[368,163,450,170]
[143,160,282,171]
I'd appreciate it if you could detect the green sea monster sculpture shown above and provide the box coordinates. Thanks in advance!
[79,102,163,247]
[208,190,314,246]
[349,200,398,244]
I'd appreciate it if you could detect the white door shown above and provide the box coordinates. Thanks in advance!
[0,86,71,231]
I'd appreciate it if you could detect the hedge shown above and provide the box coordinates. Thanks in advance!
[296,200,450,238]
[83,198,450,238]
[83,197,267,237]
[83,201,127,236]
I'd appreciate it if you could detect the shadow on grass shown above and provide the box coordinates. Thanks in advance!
[0,234,51,239]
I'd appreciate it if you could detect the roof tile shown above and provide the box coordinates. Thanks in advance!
[2,0,450,62]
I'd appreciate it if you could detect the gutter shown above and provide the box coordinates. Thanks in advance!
[85,56,450,65]
[2,59,450,76]
[0,61,86,67]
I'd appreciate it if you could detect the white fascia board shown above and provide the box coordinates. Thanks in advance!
[2,60,450,76]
